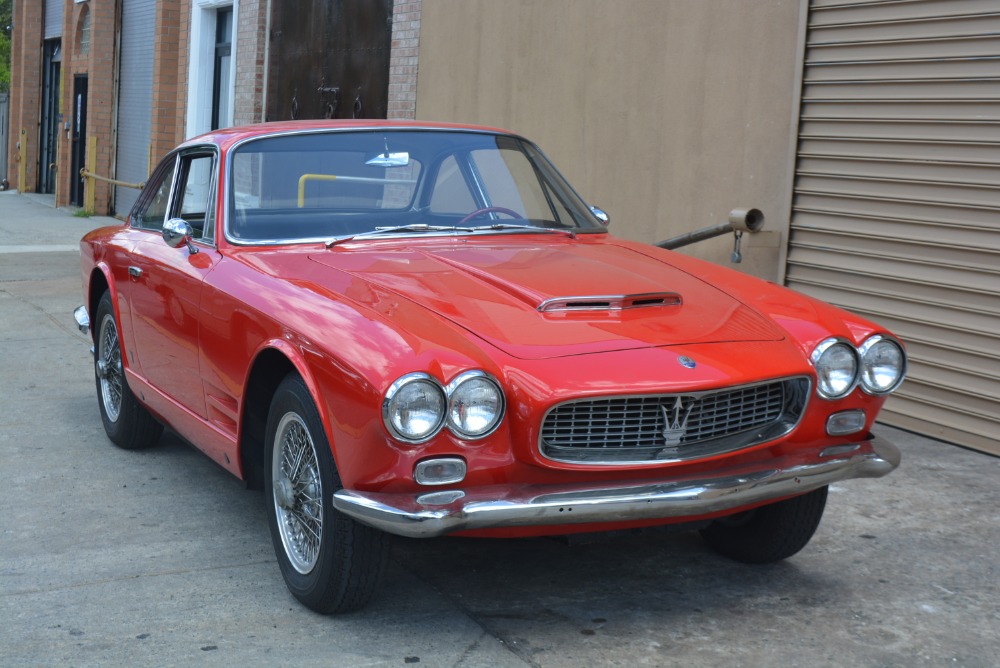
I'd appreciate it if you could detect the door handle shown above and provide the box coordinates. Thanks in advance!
[128,266,143,279]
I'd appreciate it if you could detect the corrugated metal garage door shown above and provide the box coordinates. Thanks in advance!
[44,0,63,39]
[785,0,1000,454]
[114,0,156,216]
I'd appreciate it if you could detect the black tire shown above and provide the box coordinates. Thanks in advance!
[264,373,389,614]
[94,290,163,449]
[699,486,828,564]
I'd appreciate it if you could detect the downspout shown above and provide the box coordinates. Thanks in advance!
[109,0,123,215]
[261,0,272,122]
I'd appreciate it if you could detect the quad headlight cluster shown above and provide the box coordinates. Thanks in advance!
[811,335,906,400]
[383,370,505,443]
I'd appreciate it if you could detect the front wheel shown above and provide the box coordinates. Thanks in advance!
[699,486,828,564]
[264,373,389,613]
[93,290,162,449]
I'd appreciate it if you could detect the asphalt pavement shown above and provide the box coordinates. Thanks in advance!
[1,191,998,667]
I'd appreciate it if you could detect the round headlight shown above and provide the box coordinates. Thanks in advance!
[811,338,859,399]
[859,335,906,395]
[447,371,505,439]
[383,374,446,442]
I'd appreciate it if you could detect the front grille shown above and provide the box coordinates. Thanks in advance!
[539,377,809,464]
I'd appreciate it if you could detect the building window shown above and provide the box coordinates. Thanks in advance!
[78,7,91,55]
[211,8,233,131]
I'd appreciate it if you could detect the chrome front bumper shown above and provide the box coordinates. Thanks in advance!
[332,434,901,539]
[73,305,90,334]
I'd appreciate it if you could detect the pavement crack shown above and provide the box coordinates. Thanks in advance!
[1,559,278,598]
[0,286,85,340]
[393,556,539,668]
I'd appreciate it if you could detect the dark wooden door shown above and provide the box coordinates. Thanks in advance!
[266,0,393,121]
[70,76,89,206]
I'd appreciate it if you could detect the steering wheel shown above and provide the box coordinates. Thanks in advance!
[457,206,524,226]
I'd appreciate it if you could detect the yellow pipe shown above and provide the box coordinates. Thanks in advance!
[297,174,338,207]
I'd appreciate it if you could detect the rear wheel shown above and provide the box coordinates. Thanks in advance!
[94,290,162,449]
[264,373,389,613]
[699,486,828,564]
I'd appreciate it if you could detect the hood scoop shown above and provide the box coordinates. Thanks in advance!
[538,292,682,313]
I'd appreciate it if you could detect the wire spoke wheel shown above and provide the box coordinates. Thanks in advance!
[97,313,124,423]
[264,373,389,613]
[92,291,162,449]
[272,412,324,574]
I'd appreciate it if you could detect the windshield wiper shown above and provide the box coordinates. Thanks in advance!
[469,223,576,238]
[325,224,463,247]
[325,222,577,248]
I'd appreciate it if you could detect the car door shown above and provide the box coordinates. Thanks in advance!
[124,148,221,419]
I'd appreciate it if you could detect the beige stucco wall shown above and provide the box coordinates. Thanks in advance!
[415,0,804,280]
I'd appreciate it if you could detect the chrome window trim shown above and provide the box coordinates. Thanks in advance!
[130,152,180,231]
[178,146,222,246]
[135,144,221,250]
[220,127,609,247]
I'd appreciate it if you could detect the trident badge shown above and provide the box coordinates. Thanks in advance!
[660,396,693,451]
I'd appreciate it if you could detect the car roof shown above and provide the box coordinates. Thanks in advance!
[181,119,515,151]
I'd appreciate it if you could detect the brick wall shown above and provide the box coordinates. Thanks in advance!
[8,1,416,203]
[5,0,192,211]
[151,1,188,162]
[57,1,89,205]
[53,0,127,212]
[388,0,422,120]
[7,0,43,192]
[234,0,268,126]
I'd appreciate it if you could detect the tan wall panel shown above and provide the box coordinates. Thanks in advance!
[415,0,803,278]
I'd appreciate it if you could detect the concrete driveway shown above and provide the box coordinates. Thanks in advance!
[1,192,997,667]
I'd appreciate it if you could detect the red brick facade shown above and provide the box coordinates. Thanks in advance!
[6,1,422,210]
[389,0,422,120]
[61,1,127,211]
[5,0,191,211]
[151,1,189,163]
[234,0,269,126]
[7,0,42,194]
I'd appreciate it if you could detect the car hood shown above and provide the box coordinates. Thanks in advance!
[308,240,785,360]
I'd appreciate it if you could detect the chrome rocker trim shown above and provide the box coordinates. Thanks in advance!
[333,433,901,539]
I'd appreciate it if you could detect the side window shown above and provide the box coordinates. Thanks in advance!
[133,158,177,231]
[174,153,217,242]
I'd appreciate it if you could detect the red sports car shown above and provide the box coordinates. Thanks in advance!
[75,120,905,613]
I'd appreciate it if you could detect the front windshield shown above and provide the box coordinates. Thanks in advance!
[227,130,606,243]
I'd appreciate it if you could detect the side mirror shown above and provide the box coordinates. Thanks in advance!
[589,206,610,226]
[163,218,199,254]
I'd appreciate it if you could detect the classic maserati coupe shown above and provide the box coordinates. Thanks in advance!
[75,120,905,613]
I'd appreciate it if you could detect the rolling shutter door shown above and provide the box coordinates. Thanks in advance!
[785,0,1000,454]
[44,0,63,39]
[114,0,156,216]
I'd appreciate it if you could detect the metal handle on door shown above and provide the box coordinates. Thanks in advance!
[128,266,143,278]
